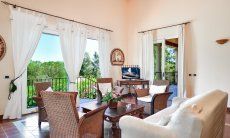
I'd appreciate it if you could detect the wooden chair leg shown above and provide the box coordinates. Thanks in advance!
[150,102,154,115]
[38,121,41,128]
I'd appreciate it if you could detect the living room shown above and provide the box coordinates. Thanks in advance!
[0,0,229,138]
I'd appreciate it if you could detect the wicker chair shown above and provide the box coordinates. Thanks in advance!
[33,82,51,127]
[95,78,124,103]
[40,91,107,138]
[135,80,172,115]
[33,82,77,128]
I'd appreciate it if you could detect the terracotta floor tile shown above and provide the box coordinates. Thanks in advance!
[0,134,7,138]
[224,125,230,138]
[0,98,229,138]
[7,133,24,138]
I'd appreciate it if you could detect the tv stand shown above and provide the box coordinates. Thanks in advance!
[117,79,149,94]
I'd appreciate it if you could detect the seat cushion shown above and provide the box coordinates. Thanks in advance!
[78,111,86,118]
[98,83,112,95]
[144,105,178,124]
[149,85,167,96]
[137,95,152,103]
[45,87,53,92]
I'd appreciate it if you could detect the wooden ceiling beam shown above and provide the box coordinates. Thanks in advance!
[165,40,178,48]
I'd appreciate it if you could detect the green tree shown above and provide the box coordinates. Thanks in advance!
[27,60,67,80]
[40,61,66,78]
[27,61,42,80]
[80,52,93,78]
[165,47,176,72]
[92,52,101,78]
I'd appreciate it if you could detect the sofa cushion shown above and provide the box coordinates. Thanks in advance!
[137,95,152,103]
[144,105,178,124]
[149,85,167,96]
[167,106,203,138]
[156,115,172,126]
[171,97,188,108]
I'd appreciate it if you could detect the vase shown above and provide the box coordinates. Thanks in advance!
[108,101,118,109]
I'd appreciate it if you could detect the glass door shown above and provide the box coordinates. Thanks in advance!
[153,39,166,80]
[154,39,178,84]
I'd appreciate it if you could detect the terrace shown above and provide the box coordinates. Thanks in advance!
[27,77,97,108]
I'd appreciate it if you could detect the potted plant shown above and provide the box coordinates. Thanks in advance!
[102,91,122,109]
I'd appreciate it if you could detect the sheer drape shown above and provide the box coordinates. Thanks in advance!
[58,21,87,107]
[98,30,111,77]
[141,31,154,82]
[178,24,186,98]
[3,8,46,119]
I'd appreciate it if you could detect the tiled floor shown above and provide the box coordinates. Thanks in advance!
[225,112,230,138]
[0,103,230,138]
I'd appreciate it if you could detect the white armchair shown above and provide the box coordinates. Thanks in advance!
[94,78,124,103]
[136,80,172,114]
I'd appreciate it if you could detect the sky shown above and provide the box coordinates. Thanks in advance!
[32,33,99,62]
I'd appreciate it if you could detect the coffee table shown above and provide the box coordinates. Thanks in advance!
[81,101,144,137]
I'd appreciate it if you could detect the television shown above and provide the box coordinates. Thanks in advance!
[122,65,140,79]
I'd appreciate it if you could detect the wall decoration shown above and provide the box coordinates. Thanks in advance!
[0,35,6,61]
[110,48,125,66]
[216,39,229,45]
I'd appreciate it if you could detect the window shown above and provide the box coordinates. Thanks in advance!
[28,33,66,80]
[80,39,100,78]
[27,33,67,107]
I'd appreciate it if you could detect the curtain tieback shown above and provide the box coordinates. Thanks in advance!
[8,70,26,100]
[69,82,76,84]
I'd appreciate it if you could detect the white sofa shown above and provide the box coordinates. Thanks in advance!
[120,90,228,138]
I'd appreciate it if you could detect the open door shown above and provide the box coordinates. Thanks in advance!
[154,38,179,100]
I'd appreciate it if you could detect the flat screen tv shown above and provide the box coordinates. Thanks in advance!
[122,65,140,79]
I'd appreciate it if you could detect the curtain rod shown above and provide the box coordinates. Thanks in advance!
[138,21,191,33]
[1,1,113,32]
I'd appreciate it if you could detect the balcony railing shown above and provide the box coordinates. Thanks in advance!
[27,77,97,108]
[154,71,178,84]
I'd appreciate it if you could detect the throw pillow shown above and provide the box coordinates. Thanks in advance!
[157,115,172,126]
[171,97,188,108]
[98,83,112,95]
[45,87,53,92]
[167,106,203,138]
[149,85,167,96]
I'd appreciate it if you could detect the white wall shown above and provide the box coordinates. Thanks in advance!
[1,0,230,116]
[0,0,128,115]
[126,0,230,106]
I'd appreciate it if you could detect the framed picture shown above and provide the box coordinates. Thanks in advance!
[110,48,125,66]
[0,35,6,61]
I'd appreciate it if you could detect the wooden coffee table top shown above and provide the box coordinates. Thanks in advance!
[81,100,144,138]
[81,101,144,119]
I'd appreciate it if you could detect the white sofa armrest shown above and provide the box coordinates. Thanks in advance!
[119,116,175,138]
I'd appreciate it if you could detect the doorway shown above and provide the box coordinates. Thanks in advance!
[154,38,178,100]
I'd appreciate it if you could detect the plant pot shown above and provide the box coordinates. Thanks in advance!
[108,101,118,109]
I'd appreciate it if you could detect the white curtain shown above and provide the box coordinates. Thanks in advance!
[141,31,154,82]
[178,24,186,98]
[3,8,46,119]
[98,30,111,77]
[161,39,166,80]
[58,21,87,106]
